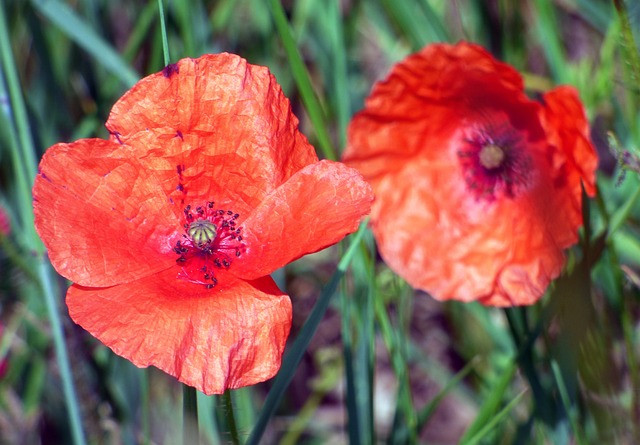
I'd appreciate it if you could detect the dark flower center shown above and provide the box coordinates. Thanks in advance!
[458,127,533,200]
[173,201,245,288]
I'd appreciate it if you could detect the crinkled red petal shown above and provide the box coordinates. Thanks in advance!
[540,86,598,197]
[66,269,291,395]
[233,160,373,280]
[33,139,180,287]
[105,54,318,215]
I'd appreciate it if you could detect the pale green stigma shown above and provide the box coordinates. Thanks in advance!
[188,219,217,246]
[479,143,505,169]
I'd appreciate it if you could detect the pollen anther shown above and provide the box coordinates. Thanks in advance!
[175,202,246,289]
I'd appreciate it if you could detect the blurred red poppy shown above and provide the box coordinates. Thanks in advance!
[343,42,597,306]
[33,54,372,394]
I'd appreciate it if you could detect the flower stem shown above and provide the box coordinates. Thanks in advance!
[222,389,241,445]
[157,0,171,66]
[183,385,197,445]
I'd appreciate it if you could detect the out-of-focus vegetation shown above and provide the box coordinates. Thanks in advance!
[2,0,640,444]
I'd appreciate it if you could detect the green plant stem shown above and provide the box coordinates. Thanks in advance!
[504,308,553,424]
[157,0,171,66]
[183,385,197,445]
[245,221,369,445]
[222,390,240,445]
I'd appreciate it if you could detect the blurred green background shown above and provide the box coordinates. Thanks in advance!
[2,0,640,444]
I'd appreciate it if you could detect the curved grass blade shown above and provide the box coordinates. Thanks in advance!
[31,0,139,87]
[459,358,517,443]
[267,0,336,160]
[461,389,527,445]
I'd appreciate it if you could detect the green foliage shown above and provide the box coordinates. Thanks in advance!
[1,0,639,444]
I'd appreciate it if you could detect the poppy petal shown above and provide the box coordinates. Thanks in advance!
[367,152,569,307]
[33,139,181,287]
[66,269,291,395]
[105,54,318,215]
[233,160,373,280]
[540,86,598,197]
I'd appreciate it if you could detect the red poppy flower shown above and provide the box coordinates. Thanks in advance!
[342,42,597,306]
[33,54,372,394]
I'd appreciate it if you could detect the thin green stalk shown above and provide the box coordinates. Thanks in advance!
[245,221,369,445]
[222,390,240,445]
[157,0,171,66]
[267,0,336,160]
[39,261,87,445]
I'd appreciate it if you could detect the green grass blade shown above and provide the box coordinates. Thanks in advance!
[196,392,221,445]
[245,222,369,445]
[157,0,171,66]
[324,0,350,146]
[459,358,517,443]
[416,357,478,430]
[462,390,527,445]
[380,0,446,50]
[0,5,38,240]
[354,285,375,443]
[532,0,568,83]
[610,183,640,238]
[121,1,159,62]
[39,261,88,445]
[31,0,139,87]
[267,0,336,160]
[340,286,361,444]
[551,360,587,445]
[222,390,240,445]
